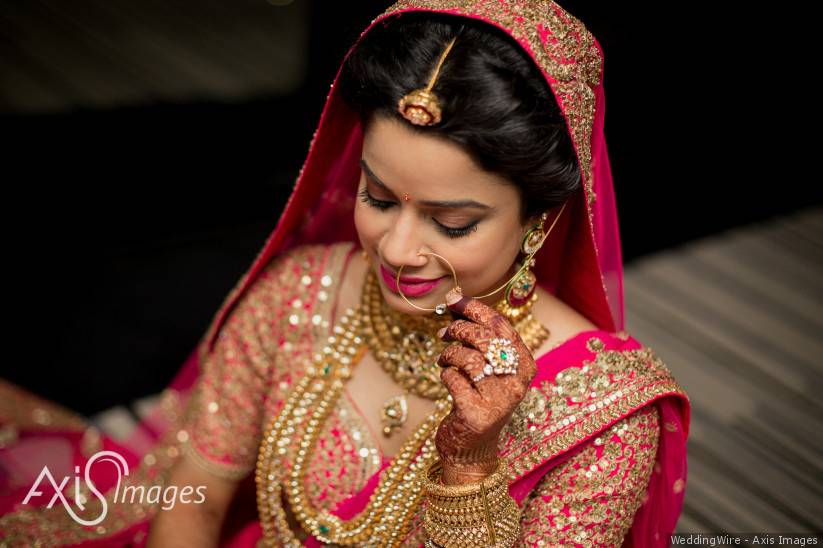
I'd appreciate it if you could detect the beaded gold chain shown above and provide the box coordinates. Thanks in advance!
[255,304,453,546]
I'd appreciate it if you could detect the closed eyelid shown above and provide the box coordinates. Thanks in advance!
[359,158,495,212]
[363,184,476,223]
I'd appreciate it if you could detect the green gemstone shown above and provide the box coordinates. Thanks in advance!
[322,365,331,375]
[500,351,508,360]
[319,524,329,534]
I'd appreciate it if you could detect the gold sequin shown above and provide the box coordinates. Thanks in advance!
[499,336,687,478]
[517,405,661,546]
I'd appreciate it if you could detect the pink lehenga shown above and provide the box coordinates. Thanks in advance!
[0,1,691,546]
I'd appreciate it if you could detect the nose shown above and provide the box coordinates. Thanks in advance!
[380,210,428,271]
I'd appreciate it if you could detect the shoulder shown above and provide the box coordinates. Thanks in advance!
[245,241,356,301]
[204,242,355,352]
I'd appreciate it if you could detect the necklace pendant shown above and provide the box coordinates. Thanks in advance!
[381,394,408,436]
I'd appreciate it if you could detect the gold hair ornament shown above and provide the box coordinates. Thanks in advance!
[397,36,458,126]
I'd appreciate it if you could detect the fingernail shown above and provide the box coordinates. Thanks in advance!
[436,327,447,339]
[445,288,462,306]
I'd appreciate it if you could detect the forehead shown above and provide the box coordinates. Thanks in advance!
[362,116,512,197]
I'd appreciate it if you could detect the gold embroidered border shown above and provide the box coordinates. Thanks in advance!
[507,378,686,478]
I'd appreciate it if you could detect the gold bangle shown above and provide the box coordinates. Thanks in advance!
[424,458,508,497]
[423,458,521,547]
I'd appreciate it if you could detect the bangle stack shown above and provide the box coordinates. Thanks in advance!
[423,458,521,547]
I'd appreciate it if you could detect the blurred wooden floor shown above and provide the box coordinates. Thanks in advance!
[623,205,823,537]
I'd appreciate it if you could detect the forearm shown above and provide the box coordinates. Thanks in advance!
[146,503,223,548]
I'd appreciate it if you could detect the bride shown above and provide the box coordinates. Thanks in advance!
[0,2,690,547]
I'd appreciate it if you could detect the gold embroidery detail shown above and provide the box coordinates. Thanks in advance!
[585,335,606,353]
[518,405,661,546]
[499,342,686,478]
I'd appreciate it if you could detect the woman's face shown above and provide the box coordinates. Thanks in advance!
[354,115,536,315]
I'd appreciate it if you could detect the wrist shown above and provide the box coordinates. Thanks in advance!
[438,442,499,484]
[440,458,498,485]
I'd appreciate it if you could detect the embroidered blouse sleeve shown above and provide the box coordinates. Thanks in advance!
[517,403,661,546]
[181,250,300,481]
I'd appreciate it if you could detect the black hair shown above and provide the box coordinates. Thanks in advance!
[337,12,582,225]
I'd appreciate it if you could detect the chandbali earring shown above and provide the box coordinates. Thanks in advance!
[504,212,549,307]
[394,201,568,315]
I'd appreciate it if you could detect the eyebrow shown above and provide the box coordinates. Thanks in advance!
[360,158,494,211]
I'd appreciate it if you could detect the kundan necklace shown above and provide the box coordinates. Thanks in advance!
[361,267,550,436]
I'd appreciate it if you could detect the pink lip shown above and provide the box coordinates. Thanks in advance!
[379,264,446,297]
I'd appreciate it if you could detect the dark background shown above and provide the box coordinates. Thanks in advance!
[2,1,816,415]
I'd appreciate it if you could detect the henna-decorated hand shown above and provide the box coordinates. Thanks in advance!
[434,288,538,485]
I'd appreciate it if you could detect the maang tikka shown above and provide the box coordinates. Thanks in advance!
[397,35,458,126]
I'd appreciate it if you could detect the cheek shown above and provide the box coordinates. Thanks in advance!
[353,200,382,246]
[445,230,520,285]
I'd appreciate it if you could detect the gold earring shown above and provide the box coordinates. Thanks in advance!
[503,211,549,308]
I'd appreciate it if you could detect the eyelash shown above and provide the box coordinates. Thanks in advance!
[357,187,479,239]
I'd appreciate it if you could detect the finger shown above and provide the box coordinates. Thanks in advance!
[445,290,518,341]
[515,352,538,387]
[440,367,481,409]
[440,319,495,352]
[437,345,500,397]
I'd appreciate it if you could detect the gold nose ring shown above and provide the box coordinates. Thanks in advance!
[395,251,460,314]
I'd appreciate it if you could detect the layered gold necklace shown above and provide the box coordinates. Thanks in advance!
[255,268,550,546]
[361,267,550,435]
[255,303,451,547]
